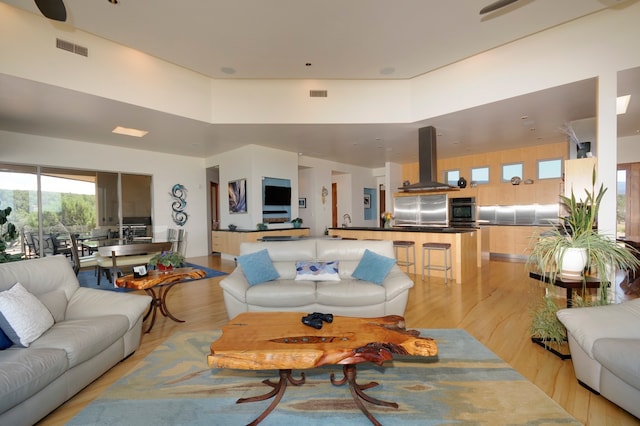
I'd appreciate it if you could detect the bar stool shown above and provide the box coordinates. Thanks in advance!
[422,242,453,284]
[393,240,416,275]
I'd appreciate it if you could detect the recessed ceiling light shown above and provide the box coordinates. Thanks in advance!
[112,126,148,138]
[380,67,395,75]
[521,115,528,120]
[617,94,631,115]
[221,67,236,75]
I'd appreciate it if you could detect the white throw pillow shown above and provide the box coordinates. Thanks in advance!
[0,282,55,347]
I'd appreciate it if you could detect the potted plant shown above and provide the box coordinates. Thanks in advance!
[149,250,185,271]
[291,217,303,228]
[527,166,640,345]
[0,206,23,263]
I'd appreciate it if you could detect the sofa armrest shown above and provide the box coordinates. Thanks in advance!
[381,266,414,300]
[65,287,152,331]
[219,268,251,303]
[557,298,640,358]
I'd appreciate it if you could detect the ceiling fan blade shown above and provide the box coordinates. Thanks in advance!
[479,0,520,15]
[34,0,67,22]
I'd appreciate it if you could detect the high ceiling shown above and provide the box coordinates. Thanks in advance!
[0,0,638,168]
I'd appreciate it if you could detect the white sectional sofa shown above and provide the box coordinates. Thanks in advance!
[0,256,151,426]
[219,239,414,319]
[556,298,640,418]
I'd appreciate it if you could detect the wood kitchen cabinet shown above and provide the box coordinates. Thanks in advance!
[211,228,310,256]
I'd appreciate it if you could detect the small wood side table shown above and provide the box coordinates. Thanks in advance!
[116,267,205,332]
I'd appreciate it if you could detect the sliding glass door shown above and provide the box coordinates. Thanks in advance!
[0,163,152,258]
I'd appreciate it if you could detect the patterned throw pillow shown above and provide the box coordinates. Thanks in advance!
[295,260,340,282]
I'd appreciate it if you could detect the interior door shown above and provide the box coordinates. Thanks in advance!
[210,182,219,229]
[332,183,337,228]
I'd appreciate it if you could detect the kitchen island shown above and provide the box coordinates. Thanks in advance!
[328,226,480,284]
[212,227,310,256]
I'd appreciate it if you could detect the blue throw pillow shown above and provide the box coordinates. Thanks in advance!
[352,249,396,285]
[0,327,12,350]
[237,249,280,286]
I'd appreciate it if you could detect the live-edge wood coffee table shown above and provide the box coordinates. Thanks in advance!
[115,267,205,332]
[207,312,438,426]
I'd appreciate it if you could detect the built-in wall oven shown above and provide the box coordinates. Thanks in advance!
[449,197,477,226]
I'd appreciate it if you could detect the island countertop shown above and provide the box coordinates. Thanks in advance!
[329,226,478,233]
[328,227,481,284]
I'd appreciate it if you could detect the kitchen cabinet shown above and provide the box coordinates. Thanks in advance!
[488,225,552,259]
[211,228,310,256]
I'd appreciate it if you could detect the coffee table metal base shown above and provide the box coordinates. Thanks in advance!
[238,365,396,426]
[331,364,398,426]
[237,369,305,426]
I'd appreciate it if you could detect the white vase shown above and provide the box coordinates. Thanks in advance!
[557,247,588,280]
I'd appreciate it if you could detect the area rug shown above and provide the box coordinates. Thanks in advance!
[68,329,579,425]
[76,262,227,292]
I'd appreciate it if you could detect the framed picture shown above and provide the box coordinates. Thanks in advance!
[228,179,247,213]
[364,194,371,209]
[299,198,307,208]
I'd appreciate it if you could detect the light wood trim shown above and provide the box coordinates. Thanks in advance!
[211,228,311,256]
[401,141,567,205]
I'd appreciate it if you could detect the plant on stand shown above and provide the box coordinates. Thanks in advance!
[149,250,185,272]
[291,217,303,228]
[527,166,640,346]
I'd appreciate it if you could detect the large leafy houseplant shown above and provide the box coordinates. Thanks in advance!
[527,166,640,345]
[0,206,23,263]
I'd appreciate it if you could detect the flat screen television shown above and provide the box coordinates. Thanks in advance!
[264,185,291,206]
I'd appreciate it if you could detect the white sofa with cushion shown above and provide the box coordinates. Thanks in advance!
[219,239,414,319]
[0,256,151,426]
[556,298,640,418]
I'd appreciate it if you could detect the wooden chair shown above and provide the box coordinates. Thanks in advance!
[96,241,173,285]
[69,234,99,276]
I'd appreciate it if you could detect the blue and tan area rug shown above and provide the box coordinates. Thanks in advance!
[76,262,226,292]
[69,329,579,425]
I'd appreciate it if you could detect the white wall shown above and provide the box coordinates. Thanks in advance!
[297,167,314,232]
[206,145,300,231]
[0,4,212,122]
[618,135,640,164]
[0,131,209,258]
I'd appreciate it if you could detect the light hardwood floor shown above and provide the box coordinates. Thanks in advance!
[37,255,639,425]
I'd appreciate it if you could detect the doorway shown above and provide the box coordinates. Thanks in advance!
[332,182,338,228]
[210,182,219,230]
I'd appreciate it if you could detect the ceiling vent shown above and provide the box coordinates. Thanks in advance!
[56,38,88,57]
[309,90,328,98]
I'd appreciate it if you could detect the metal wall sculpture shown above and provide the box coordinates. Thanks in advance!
[170,184,188,226]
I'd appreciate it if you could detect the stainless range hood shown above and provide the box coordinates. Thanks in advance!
[399,126,458,191]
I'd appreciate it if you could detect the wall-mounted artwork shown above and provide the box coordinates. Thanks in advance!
[299,198,306,208]
[229,179,247,214]
[170,184,188,226]
[364,194,371,209]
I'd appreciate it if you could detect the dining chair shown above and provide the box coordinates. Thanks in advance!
[96,241,173,285]
[69,234,99,276]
